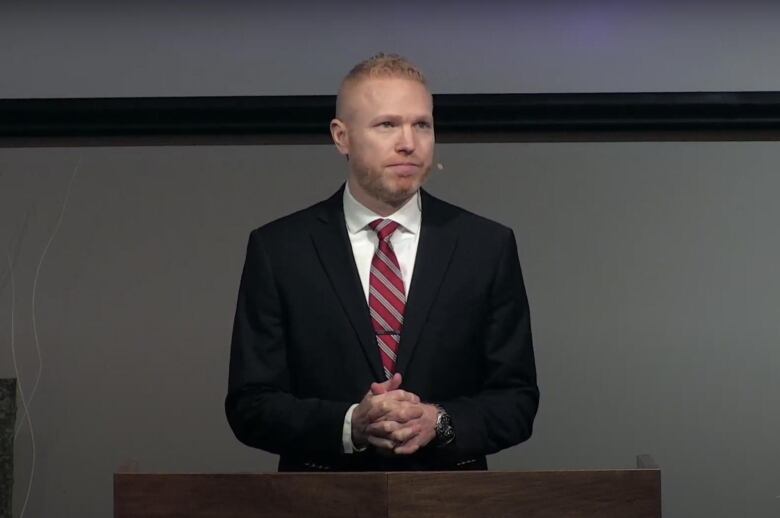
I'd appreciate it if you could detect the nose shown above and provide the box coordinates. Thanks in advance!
[395,125,416,154]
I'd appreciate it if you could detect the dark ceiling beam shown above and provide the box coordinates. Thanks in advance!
[2,92,780,146]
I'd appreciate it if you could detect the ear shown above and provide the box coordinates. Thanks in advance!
[330,118,350,157]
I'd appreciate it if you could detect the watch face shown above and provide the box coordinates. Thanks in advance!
[436,412,455,445]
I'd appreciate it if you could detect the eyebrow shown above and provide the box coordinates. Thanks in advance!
[370,114,433,123]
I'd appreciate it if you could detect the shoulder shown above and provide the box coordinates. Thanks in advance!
[247,190,340,244]
[421,190,514,242]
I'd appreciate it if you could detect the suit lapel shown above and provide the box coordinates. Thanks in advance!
[396,190,458,376]
[310,188,385,381]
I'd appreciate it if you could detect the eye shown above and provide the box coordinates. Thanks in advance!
[378,121,394,128]
[415,121,433,129]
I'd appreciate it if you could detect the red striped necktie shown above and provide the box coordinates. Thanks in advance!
[368,219,406,380]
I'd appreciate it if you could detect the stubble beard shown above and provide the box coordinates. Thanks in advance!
[354,164,431,210]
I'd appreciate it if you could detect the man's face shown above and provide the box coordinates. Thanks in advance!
[332,77,434,211]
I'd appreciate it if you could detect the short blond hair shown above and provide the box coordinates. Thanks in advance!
[335,53,428,119]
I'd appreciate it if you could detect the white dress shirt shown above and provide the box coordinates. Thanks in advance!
[341,181,422,453]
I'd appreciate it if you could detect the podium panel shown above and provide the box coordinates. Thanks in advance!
[115,464,660,518]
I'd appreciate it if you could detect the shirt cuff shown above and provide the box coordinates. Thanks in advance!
[342,403,367,453]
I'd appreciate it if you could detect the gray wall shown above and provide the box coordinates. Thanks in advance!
[3,2,780,98]
[2,3,780,518]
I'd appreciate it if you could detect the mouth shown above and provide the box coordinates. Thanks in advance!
[386,163,421,175]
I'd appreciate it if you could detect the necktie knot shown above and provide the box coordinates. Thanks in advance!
[369,219,401,242]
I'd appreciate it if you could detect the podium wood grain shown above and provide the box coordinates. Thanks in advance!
[388,470,661,518]
[115,469,661,518]
[114,473,386,518]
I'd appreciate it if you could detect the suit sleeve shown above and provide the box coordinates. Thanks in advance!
[438,229,539,458]
[225,230,351,456]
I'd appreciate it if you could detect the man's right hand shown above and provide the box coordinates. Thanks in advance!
[351,373,423,450]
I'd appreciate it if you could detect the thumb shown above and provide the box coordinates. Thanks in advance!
[370,372,403,395]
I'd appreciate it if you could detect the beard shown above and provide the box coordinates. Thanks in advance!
[350,162,431,209]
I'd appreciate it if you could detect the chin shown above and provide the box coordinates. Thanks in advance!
[393,174,424,190]
[390,181,420,197]
[378,186,417,206]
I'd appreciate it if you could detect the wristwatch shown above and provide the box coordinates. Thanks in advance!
[434,406,455,446]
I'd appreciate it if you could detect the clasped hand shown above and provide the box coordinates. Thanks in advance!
[351,373,438,455]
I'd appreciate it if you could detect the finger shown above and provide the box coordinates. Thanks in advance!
[370,373,403,395]
[387,404,424,423]
[382,388,420,404]
[363,394,402,421]
[388,372,403,390]
[370,372,401,395]
[366,420,402,438]
[367,435,396,451]
[394,439,422,455]
[394,426,436,455]
[365,399,402,422]
[390,424,421,444]
[366,399,423,422]
[394,436,424,455]
[382,389,421,403]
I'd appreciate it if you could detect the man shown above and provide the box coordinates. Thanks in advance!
[226,54,539,471]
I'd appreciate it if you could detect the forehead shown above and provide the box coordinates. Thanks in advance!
[344,77,432,119]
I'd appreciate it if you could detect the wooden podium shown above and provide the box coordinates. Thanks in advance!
[115,456,661,518]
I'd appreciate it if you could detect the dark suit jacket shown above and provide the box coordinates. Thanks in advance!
[225,186,539,471]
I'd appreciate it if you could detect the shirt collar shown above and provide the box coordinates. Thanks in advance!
[343,181,422,236]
